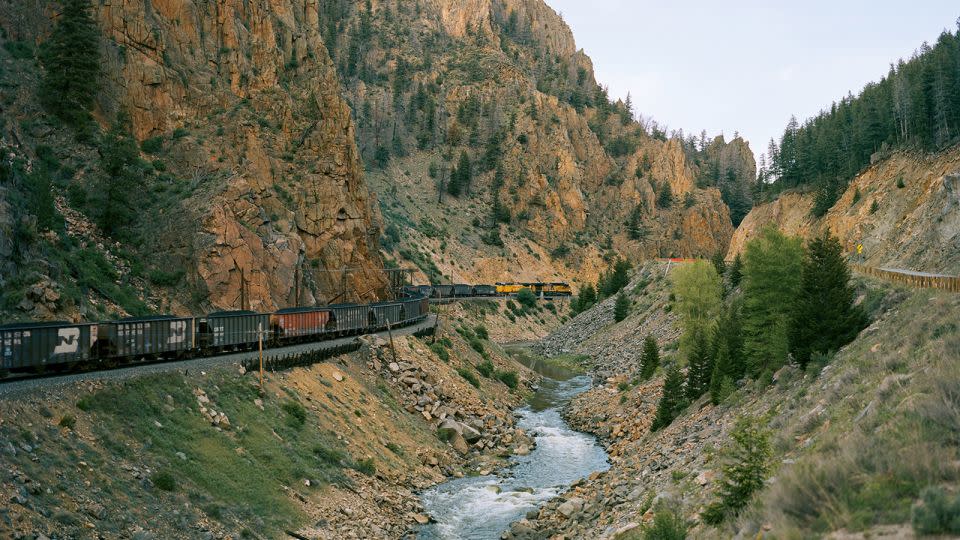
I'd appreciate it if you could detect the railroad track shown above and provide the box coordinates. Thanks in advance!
[0,314,437,398]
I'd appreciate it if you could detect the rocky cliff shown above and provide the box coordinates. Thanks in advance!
[319,0,751,286]
[729,147,960,274]
[0,0,387,318]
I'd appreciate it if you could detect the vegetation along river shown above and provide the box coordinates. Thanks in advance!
[418,355,610,539]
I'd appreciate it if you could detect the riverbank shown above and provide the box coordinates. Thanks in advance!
[506,267,959,539]
[419,351,609,539]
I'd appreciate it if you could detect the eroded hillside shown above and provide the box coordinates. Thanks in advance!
[731,147,960,274]
[318,0,754,285]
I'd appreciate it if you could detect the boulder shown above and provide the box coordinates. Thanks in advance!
[461,423,482,443]
[451,433,470,455]
[557,497,584,518]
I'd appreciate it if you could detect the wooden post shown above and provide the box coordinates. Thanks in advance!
[258,322,264,391]
[386,320,397,364]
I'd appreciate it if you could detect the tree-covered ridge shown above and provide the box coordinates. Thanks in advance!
[763,22,960,216]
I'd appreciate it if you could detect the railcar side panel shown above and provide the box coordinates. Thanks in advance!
[0,323,96,370]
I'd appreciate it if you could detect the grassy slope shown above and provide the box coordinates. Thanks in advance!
[532,264,958,538]
[0,314,543,539]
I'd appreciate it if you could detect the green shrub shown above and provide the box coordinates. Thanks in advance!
[281,401,307,428]
[385,442,404,456]
[702,416,772,524]
[457,368,480,388]
[617,381,630,392]
[58,414,76,429]
[148,269,185,287]
[468,337,486,356]
[476,360,494,378]
[912,486,960,535]
[495,370,519,389]
[172,127,189,139]
[516,288,537,308]
[353,458,376,476]
[76,397,92,411]
[429,342,449,362]
[141,136,164,154]
[151,470,177,492]
[474,325,489,340]
[896,177,905,189]
[312,444,346,466]
[642,508,688,539]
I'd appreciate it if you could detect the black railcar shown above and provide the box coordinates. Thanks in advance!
[197,311,270,351]
[432,285,455,298]
[370,302,405,329]
[417,285,434,298]
[0,321,97,372]
[473,284,496,296]
[453,284,473,297]
[329,303,368,335]
[99,316,194,359]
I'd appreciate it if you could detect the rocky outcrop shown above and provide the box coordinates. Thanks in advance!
[730,147,960,274]
[0,0,388,312]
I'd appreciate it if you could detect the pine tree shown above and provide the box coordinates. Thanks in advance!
[598,258,632,297]
[702,417,772,524]
[627,206,646,240]
[711,250,727,277]
[651,363,686,432]
[447,162,461,196]
[788,233,868,369]
[456,150,472,194]
[613,293,630,322]
[573,283,597,314]
[40,0,101,132]
[656,181,673,208]
[709,340,735,405]
[685,329,713,401]
[728,253,743,287]
[640,335,660,380]
[741,227,804,377]
[95,116,144,240]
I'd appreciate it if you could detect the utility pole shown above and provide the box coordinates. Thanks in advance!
[258,322,264,392]
[294,265,301,307]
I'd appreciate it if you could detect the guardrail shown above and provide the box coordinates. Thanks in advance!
[852,265,960,293]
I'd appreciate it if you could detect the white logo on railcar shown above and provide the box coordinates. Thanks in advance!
[53,327,81,354]
[169,320,187,344]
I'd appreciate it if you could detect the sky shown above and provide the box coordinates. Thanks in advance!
[546,0,959,160]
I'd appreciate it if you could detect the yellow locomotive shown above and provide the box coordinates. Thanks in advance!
[494,282,573,297]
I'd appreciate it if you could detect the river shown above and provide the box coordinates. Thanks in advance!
[417,356,609,539]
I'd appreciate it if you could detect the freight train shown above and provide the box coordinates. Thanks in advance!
[0,296,430,377]
[401,282,573,299]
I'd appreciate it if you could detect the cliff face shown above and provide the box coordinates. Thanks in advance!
[331,0,747,285]
[0,0,387,313]
[729,147,960,274]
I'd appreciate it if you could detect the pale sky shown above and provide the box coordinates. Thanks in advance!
[546,0,959,160]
